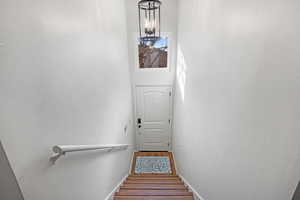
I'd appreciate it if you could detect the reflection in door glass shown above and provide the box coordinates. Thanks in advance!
[138,37,168,69]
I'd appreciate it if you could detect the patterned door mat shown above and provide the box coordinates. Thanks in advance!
[135,156,172,174]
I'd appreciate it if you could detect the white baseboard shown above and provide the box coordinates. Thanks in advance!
[179,174,206,200]
[104,174,128,200]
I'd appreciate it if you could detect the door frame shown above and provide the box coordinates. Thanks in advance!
[133,85,174,152]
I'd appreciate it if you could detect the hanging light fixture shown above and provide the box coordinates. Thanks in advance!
[138,0,162,44]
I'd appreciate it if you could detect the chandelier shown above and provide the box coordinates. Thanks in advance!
[138,0,162,44]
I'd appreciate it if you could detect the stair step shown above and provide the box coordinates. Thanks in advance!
[124,180,183,184]
[129,175,179,178]
[114,152,194,200]
[116,190,193,196]
[121,184,187,190]
[114,196,194,200]
[127,177,181,181]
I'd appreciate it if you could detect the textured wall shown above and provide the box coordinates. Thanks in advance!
[173,0,300,199]
[0,0,134,199]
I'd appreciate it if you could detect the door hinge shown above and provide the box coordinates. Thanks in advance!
[169,91,172,96]
[168,119,171,124]
[168,142,170,147]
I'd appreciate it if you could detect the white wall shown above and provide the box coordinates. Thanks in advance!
[173,0,300,200]
[125,0,178,86]
[0,0,134,200]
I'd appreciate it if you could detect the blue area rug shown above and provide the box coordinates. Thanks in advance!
[135,156,172,174]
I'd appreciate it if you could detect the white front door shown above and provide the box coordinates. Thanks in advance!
[136,86,172,151]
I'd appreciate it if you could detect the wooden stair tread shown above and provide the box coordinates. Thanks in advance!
[128,176,179,179]
[116,190,193,196]
[121,184,187,190]
[113,152,194,200]
[114,196,194,200]
[124,180,183,184]
[127,177,181,181]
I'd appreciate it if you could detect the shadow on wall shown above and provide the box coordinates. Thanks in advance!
[293,181,300,200]
[0,141,24,200]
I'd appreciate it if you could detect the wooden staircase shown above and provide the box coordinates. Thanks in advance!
[113,152,194,200]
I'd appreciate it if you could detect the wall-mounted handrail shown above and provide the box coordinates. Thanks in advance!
[50,144,129,164]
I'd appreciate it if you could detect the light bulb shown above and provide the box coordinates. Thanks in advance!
[145,18,156,35]
[145,18,149,29]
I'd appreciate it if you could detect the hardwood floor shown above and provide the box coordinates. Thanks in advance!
[114,152,194,200]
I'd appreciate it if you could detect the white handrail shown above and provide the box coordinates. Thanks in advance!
[50,144,129,164]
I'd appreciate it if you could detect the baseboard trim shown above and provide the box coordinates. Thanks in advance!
[104,174,128,200]
[179,174,206,200]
